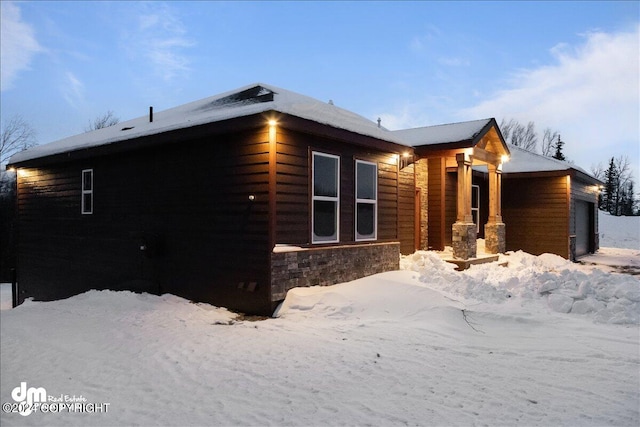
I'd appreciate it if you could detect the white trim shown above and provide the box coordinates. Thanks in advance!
[355,159,377,241]
[471,184,479,232]
[81,169,93,214]
[311,152,340,244]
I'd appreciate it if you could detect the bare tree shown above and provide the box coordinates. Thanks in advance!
[1,115,37,166]
[85,110,119,132]
[541,128,560,157]
[590,162,605,181]
[499,118,538,152]
[615,155,633,193]
[499,118,516,143]
[512,121,538,152]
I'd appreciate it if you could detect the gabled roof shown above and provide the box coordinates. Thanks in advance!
[9,83,409,165]
[503,144,601,183]
[392,118,510,163]
[391,118,493,146]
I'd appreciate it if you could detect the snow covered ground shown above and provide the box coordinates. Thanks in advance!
[1,212,638,426]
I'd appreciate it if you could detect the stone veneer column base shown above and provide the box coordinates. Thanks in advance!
[452,222,477,260]
[484,222,506,254]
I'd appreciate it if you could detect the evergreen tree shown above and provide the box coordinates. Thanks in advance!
[552,135,566,161]
[603,157,617,214]
[622,181,637,216]
[599,156,637,216]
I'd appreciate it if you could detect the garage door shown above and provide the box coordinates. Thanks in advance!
[575,200,591,257]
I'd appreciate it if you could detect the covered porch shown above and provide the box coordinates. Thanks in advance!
[395,118,510,260]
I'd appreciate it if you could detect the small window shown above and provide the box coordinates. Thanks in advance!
[312,152,340,243]
[355,160,377,241]
[472,184,479,232]
[81,169,93,214]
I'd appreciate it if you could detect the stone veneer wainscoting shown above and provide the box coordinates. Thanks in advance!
[270,242,400,302]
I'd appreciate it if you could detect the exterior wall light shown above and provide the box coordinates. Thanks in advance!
[399,152,414,169]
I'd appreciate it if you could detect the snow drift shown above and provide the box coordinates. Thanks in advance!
[400,249,639,325]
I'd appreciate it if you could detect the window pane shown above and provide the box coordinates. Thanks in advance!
[314,155,337,197]
[83,193,92,213]
[472,186,479,208]
[313,200,337,240]
[83,171,92,190]
[357,203,375,237]
[357,162,376,200]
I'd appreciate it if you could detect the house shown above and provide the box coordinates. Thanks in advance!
[6,83,598,314]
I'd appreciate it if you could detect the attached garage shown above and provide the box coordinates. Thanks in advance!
[502,145,602,261]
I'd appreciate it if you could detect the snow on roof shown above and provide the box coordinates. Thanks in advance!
[390,118,492,146]
[9,83,409,165]
[6,82,599,183]
[503,144,593,177]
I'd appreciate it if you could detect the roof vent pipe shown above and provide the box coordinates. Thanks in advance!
[149,106,153,123]
[377,117,381,128]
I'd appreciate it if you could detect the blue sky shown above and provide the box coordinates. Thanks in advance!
[1,1,638,180]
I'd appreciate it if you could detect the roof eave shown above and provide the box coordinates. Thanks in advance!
[8,110,411,169]
[7,113,269,169]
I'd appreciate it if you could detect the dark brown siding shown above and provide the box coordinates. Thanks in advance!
[427,158,445,250]
[398,163,415,254]
[444,171,456,245]
[502,175,570,258]
[16,129,273,314]
[274,128,400,246]
[274,129,309,244]
[0,180,16,281]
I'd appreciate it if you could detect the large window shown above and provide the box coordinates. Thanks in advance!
[355,160,377,241]
[312,152,339,243]
[81,169,93,214]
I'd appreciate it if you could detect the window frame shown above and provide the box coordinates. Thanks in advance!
[355,159,378,241]
[471,184,480,233]
[311,151,340,244]
[81,169,93,215]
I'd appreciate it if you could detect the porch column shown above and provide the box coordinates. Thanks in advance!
[485,163,506,254]
[452,152,477,259]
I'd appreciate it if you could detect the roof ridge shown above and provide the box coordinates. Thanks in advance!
[394,117,492,132]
